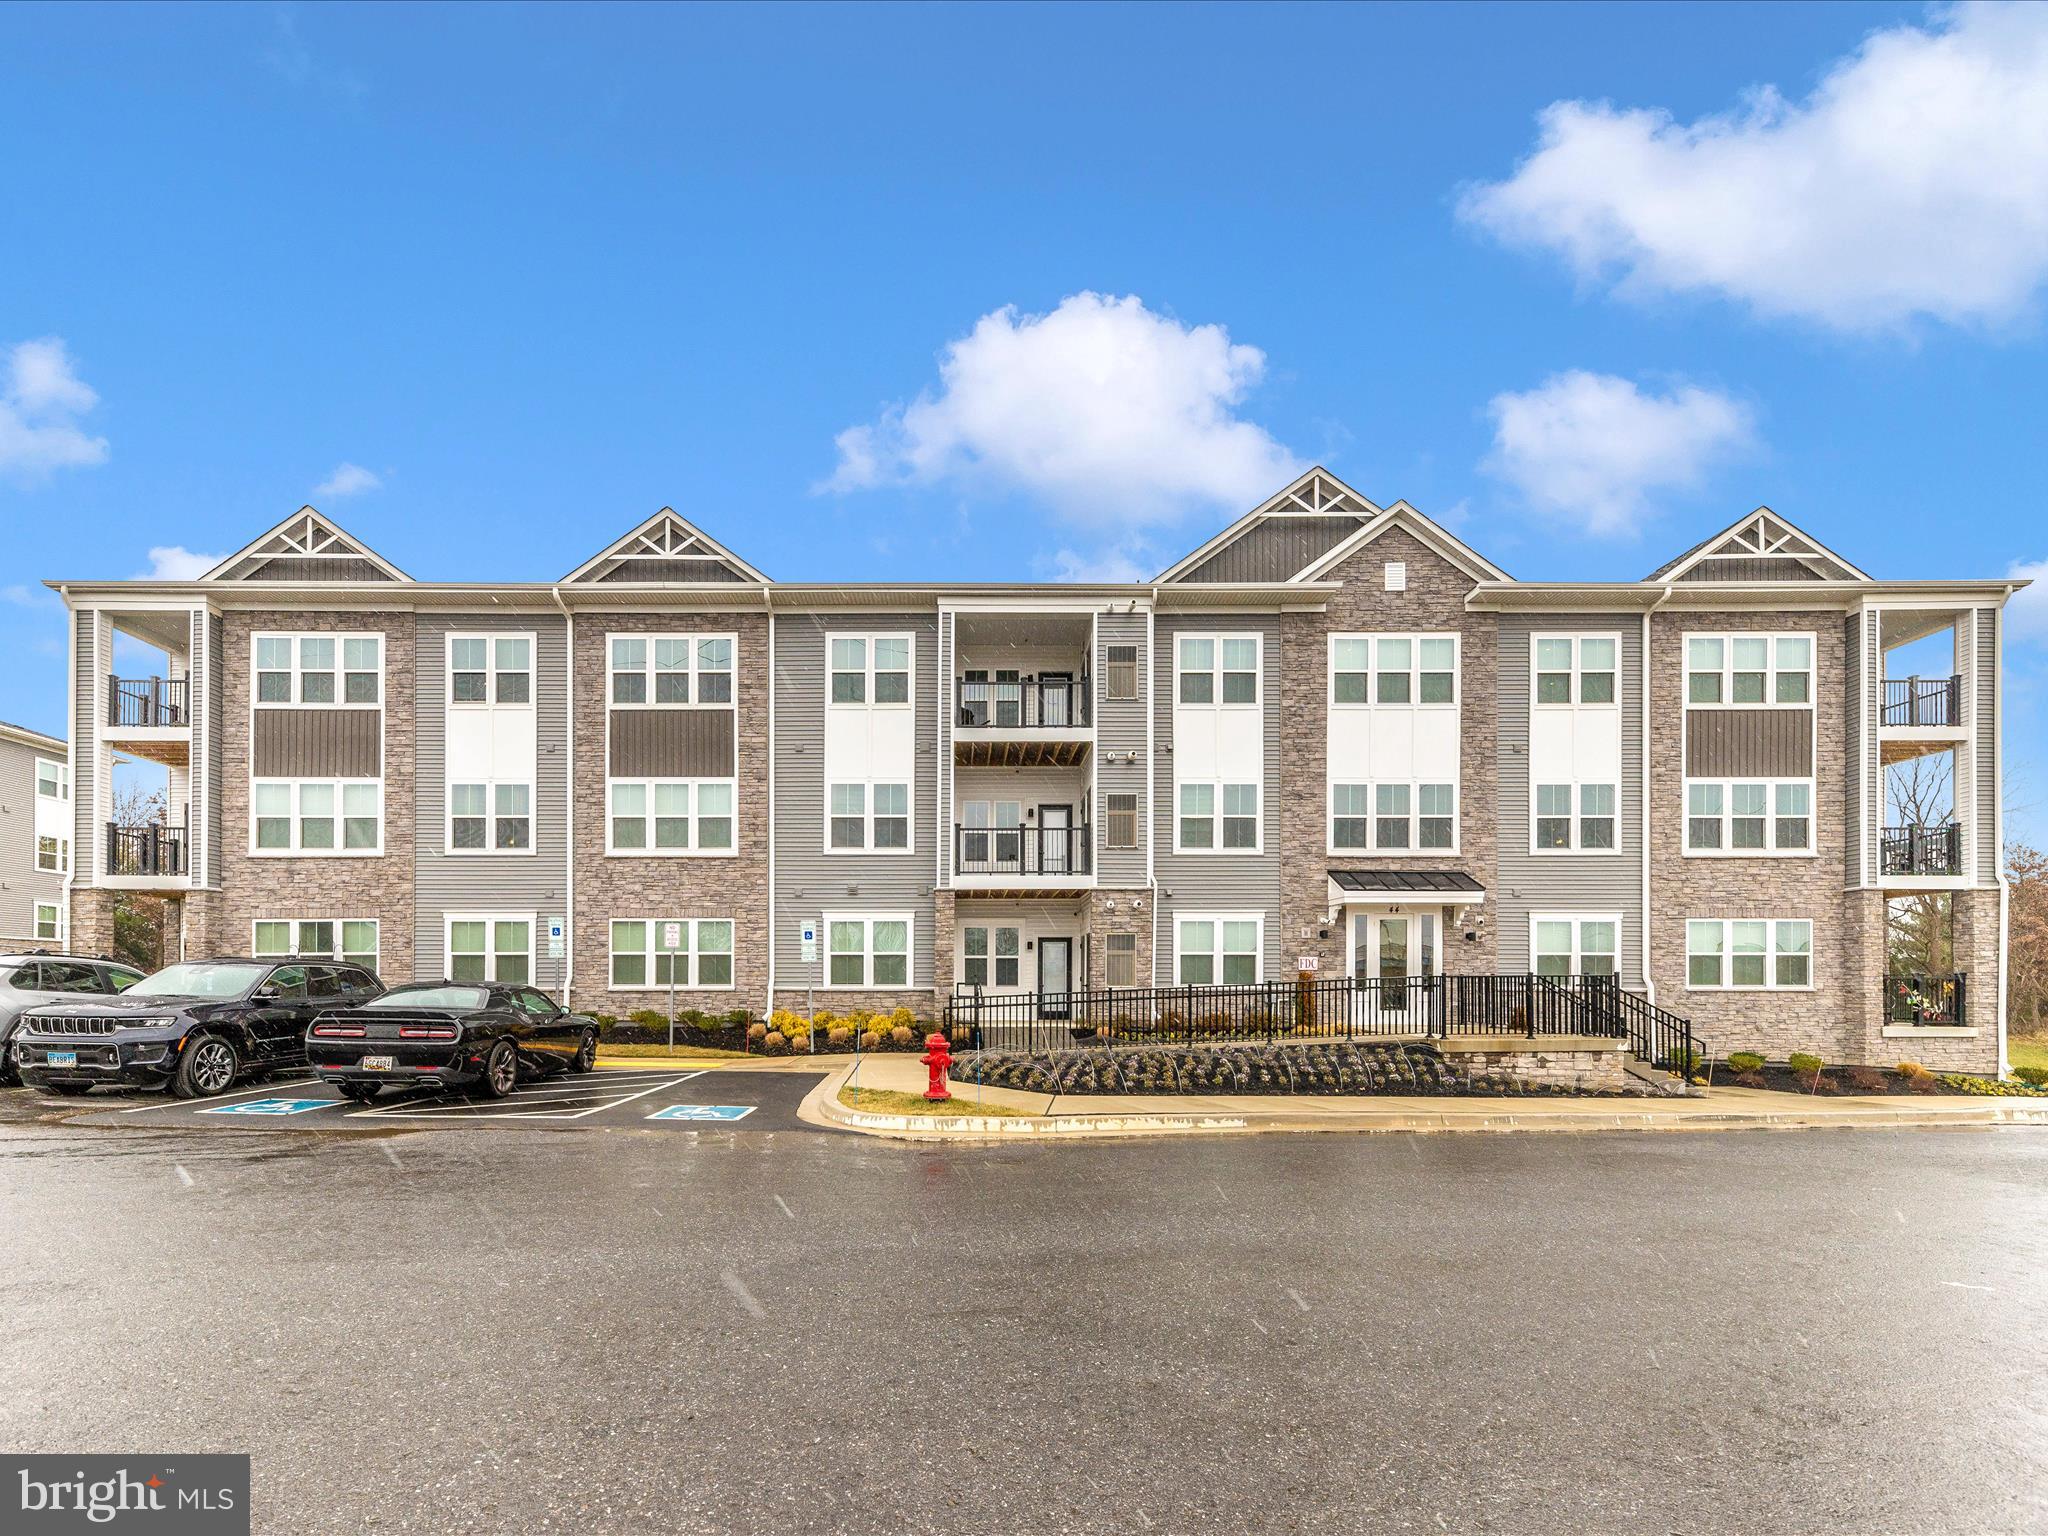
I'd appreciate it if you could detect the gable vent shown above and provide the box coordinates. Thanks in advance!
[1384,561,1407,592]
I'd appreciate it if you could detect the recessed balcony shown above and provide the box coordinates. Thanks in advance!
[1879,675,1964,764]
[953,676,1092,766]
[952,822,1094,891]
[105,821,189,889]
[105,675,192,767]
[1880,823,1963,878]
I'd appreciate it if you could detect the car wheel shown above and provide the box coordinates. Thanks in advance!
[570,1029,597,1074]
[46,1081,93,1097]
[479,1038,519,1099]
[337,1082,381,1103]
[173,1035,240,1099]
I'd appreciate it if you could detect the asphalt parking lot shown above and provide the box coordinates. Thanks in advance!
[25,1064,828,1134]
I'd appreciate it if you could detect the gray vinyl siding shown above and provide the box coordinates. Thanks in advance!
[1152,611,1283,981]
[772,610,940,989]
[1094,608,1148,886]
[0,735,65,943]
[1976,606,1999,881]
[413,613,571,988]
[72,610,99,881]
[1494,614,1645,987]
[206,612,225,888]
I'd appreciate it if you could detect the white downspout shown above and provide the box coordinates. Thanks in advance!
[61,589,77,951]
[764,586,777,1021]
[1642,586,1674,1002]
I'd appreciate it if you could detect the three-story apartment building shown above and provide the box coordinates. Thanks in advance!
[48,472,2024,1072]
[1,719,70,950]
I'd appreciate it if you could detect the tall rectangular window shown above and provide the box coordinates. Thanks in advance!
[823,914,913,989]
[1105,644,1138,700]
[1178,634,1259,706]
[1176,915,1260,986]
[1105,932,1137,988]
[1105,793,1138,850]
[1533,634,1618,706]
[449,916,531,985]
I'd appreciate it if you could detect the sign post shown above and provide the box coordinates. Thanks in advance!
[662,920,684,1052]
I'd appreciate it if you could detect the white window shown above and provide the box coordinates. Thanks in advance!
[1177,634,1259,706]
[1684,778,1813,855]
[35,902,63,942]
[36,835,69,874]
[606,778,736,854]
[1533,634,1618,706]
[1685,633,1814,707]
[1686,918,1813,989]
[608,918,735,989]
[1532,915,1620,977]
[35,758,68,801]
[449,634,533,705]
[448,916,532,985]
[961,925,1021,989]
[828,634,911,706]
[448,780,532,853]
[1176,914,1262,986]
[609,633,736,707]
[252,779,381,854]
[1177,781,1260,852]
[826,780,910,853]
[254,632,382,707]
[1532,782,1617,853]
[824,913,913,989]
[1330,781,1456,852]
[1331,634,1457,707]
[253,918,379,970]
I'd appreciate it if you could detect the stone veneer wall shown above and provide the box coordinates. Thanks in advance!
[207,610,418,980]
[570,610,771,1017]
[1085,888,1153,990]
[1442,1042,1628,1093]
[1278,527,1498,980]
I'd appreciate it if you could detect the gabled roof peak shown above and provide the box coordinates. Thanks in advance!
[203,508,412,583]
[1648,506,1869,583]
[563,508,770,585]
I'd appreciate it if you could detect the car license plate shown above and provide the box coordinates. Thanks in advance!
[48,1050,78,1067]
[363,1055,396,1071]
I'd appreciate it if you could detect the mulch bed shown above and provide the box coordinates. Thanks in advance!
[1718,1063,2001,1097]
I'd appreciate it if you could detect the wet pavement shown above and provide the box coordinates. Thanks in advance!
[1,1087,2043,1535]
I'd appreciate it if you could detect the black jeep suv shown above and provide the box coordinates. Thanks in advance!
[15,958,383,1099]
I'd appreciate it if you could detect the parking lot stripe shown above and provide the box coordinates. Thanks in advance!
[345,1074,686,1121]
[116,1076,321,1113]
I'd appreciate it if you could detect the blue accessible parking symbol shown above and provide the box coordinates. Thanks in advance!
[647,1104,754,1122]
[197,1097,333,1116]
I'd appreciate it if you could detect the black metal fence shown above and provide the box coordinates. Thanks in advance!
[1885,972,1965,1026]
[107,822,185,877]
[943,973,1700,1072]
[107,675,189,728]
[955,676,1091,730]
[1880,823,1963,876]
[953,823,1092,877]
[1881,675,1961,728]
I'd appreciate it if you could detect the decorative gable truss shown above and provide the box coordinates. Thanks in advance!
[563,509,770,584]
[1157,468,1384,584]
[1649,509,1869,584]
[203,509,412,583]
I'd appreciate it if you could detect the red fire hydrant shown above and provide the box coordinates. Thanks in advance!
[922,1031,952,1102]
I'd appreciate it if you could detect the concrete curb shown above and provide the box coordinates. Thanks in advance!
[800,1065,2048,1142]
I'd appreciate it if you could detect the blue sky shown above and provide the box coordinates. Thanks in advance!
[4,2,2046,834]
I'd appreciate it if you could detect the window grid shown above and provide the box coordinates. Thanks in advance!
[1331,633,1458,707]
[1531,915,1620,977]
[448,916,533,986]
[1177,780,1260,853]
[827,634,912,707]
[252,918,379,970]
[1532,634,1618,707]
[254,632,383,708]
[607,633,737,708]
[608,918,736,990]
[1684,778,1814,856]
[1684,633,1814,707]
[449,778,534,853]
[961,925,1021,989]
[1686,918,1814,989]
[1330,780,1456,853]
[823,913,913,989]
[1531,781,1617,853]
[251,779,382,855]
[1176,634,1260,707]
[828,780,911,853]
[449,633,534,706]
[1176,915,1262,986]
[607,778,736,855]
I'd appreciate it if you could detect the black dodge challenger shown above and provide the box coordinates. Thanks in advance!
[307,982,600,1102]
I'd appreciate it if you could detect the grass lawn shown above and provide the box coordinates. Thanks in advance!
[597,1043,755,1060]
[839,1085,1025,1117]
[2008,1035,2048,1074]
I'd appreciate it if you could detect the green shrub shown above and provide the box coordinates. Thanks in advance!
[1664,1045,1702,1076]
[2010,1065,2048,1089]
[1726,1050,1765,1074]
[1787,1052,1824,1076]
[629,1009,665,1029]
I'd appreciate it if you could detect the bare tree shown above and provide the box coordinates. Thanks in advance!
[108,770,172,970]
[1885,754,1955,976]
[2010,842,2048,1037]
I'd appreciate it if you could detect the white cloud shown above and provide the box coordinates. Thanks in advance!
[1459,3,2048,331]
[1483,371,1755,536]
[821,292,1303,524]
[314,462,383,498]
[2008,558,2048,642]
[136,546,227,580]
[0,337,109,479]
[2,582,58,609]
[1043,543,1156,584]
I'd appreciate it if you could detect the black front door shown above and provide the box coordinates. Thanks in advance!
[1040,938,1073,1020]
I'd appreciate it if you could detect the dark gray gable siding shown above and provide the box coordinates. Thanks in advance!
[1178,516,1362,583]
[1152,611,1283,981]
[1494,613,1645,986]
[413,612,570,988]
[771,610,940,989]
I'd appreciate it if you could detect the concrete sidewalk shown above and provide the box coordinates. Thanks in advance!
[800,1051,2048,1140]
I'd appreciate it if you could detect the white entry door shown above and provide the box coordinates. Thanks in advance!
[1350,911,1436,1031]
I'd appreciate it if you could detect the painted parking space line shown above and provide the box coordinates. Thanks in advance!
[345,1072,692,1121]
[647,1104,755,1122]
[197,1096,336,1116]
[117,1077,322,1112]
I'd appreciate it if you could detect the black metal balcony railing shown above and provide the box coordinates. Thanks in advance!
[1881,675,1961,728]
[955,676,1091,730]
[107,822,186,878]
[107,675,189,729]
[953,823,1093,878]
[1886,972,1965,1026]
[1880,823,1964,877]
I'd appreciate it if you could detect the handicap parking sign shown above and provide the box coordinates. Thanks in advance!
[647,1104,754,1122]
[197,1097,333,1116]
